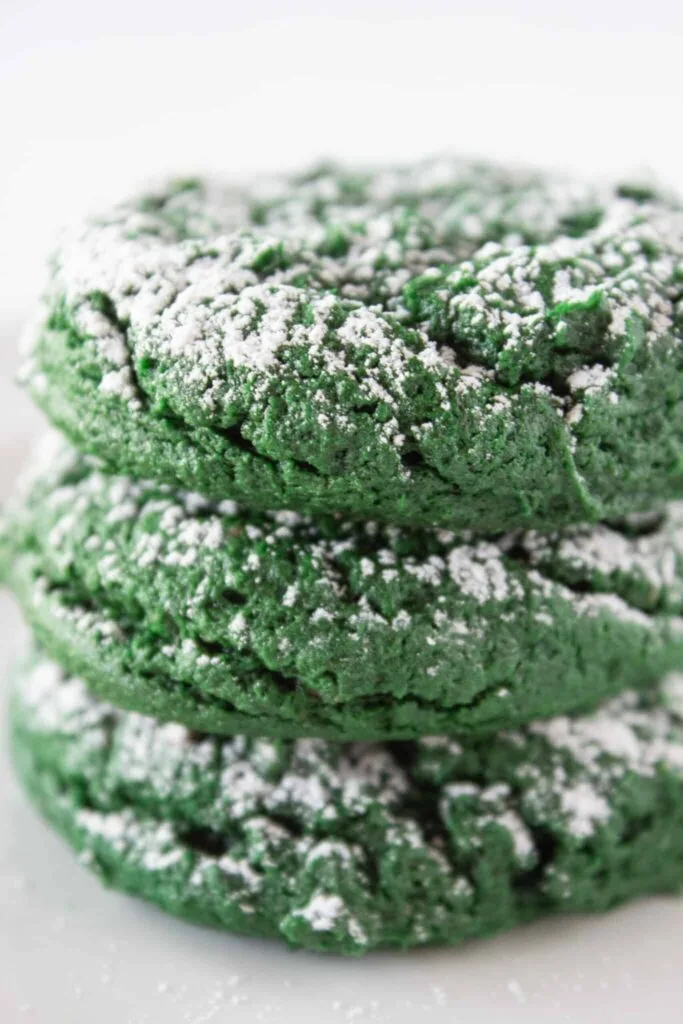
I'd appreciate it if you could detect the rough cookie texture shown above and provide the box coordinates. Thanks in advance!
[12,655,683,955]
[21,159,683,531]
[3,438,683,739]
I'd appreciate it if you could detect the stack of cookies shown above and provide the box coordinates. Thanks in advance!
[4,159,683,955]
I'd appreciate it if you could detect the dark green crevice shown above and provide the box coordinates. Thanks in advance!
[180,826,230,858]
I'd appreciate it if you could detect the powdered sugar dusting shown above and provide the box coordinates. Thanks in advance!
[10,439,683,741]
[22,162,683,508]
[16,655,683,953]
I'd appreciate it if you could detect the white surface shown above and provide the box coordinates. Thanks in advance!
[2,1,683,1019]
[2,0,683,324]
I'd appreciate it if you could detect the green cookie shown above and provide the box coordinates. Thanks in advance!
[3,438,683,739]
[21,160,683,532]
[12,654,683,955]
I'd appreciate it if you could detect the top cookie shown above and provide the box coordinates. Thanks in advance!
[22,159,683,531]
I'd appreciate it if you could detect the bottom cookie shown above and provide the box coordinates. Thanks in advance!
[11,655,683,955]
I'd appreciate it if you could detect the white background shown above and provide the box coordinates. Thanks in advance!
[1,2,683,1021]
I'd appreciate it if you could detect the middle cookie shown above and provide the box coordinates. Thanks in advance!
[2,438,683,740]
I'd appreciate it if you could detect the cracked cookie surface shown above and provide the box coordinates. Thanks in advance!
[3,438,683,739]
[12,654,683,954]
[21,159,683,531]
